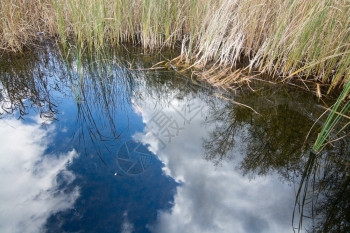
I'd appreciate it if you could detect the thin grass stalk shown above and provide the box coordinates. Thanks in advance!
[313,80,350,152]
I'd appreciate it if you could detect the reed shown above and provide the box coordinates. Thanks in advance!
[0,0,349,149]
[313,80,350,152]
[1,0,349,86]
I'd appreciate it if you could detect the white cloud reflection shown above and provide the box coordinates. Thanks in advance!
[0,117,79,233]
[134,95,297,233]
[121,211,135,233]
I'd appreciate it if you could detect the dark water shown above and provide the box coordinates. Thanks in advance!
[0,46,349,233]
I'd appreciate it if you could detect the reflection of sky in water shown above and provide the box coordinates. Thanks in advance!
[0,50,323,233]
[134,94,296,233]
[0,79,300,233]
[0,70,178,232]
[0,116,79,233]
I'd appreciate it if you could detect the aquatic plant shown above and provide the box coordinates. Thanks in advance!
[313,81,350,152]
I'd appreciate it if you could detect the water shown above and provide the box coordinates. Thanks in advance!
[0,46,349,233]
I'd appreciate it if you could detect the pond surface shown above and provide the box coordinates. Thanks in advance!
[0,46,349,233]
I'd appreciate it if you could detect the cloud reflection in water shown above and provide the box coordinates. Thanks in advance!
[134,96,296,233]
[0,117,79,233]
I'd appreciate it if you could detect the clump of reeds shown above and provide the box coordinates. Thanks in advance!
[0,0,349,150]
[0,0,55,52]
[2,0,349,87]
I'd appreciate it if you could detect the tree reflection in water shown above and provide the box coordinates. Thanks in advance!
[202,85,350,232]
[0,46,66,120]
[294,142,350,233]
